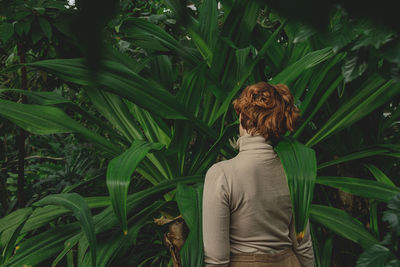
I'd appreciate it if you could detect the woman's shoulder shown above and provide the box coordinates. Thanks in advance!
[206,157,239,183]
[208,156,238,172]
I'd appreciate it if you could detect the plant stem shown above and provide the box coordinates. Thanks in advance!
[16,40,28,208]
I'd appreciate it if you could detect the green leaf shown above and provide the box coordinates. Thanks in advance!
[0,88,70,105]
[383,193,400,235]
[296,53,346,116]
[307,75,400,147]
[0,23,14,42]
[33,193,97,267]
[38,17,52,40]
[106,140,165,234]
[5,224,80,267]
[318,148,390,169]
[31,22,44,44]
[1,208,32,265]
[19,205,70,234]
[84,86,143,142]
[316,176,400,203]
[321,234,334,267]
[126,101,172,146]
[27,58,188,120]
[325,22,361,53]
[356,244,394,267]
[274,137,317,237]
[176,183,204,267]
[198,0,218,50]
[352,25,394,50]
[26,58,228,145]
[11,11,30,20]
[120,17,198,65]
[33,7,45,15]
[85,197,110,209]
[14,21,30,36]
[148,54,175,90]
[0,208,32,239]
[270,47,334,85]
[91,174,204,254]
[51,234,81,267]
[292,23,317,43]
[235,46,252,79]
[210,0,260,95]
[0,99,74,134]
[92,200,165,267]
[310,204,378,249]
[294,74,344,138]
[212,21,287,124]
[342,56,367,83]
[2,176,203,266]
[0,99,121,155]
[188,27,213,67]
[0,88,129,144]
[364,164,395,187]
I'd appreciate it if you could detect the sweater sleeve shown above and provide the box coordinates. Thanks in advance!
[289,215,315,267]
[202,164,230,267]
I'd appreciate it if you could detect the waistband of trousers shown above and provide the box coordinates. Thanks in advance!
[230,247,294,262]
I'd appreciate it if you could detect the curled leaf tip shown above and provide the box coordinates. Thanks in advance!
[296,231,304,242]
[15,245,20,250]
[123,230,128,235]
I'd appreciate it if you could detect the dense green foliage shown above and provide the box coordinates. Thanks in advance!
[0,0,399,266]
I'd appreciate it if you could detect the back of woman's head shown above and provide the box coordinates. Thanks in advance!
[232,81,300,144]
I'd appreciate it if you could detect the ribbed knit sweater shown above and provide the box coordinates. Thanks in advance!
[202,132,314,267]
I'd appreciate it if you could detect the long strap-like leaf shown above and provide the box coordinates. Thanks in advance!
[5,224,80,267]
[1,208,32,265]
[32,193,97,267]
[310,204,378,249]
[106,140,165,234]
[0,99,121,156]
[176,182,204,267]
[316,176,400,203]
[275,137,317,240]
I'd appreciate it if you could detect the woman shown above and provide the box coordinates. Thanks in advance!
[202,82,314,267]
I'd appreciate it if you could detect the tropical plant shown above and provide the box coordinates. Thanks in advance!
[356,193,400,267]
[0,0,399,266]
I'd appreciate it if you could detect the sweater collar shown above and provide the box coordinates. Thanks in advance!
[236,132,274,152]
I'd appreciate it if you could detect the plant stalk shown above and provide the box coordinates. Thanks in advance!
[16,41,28,208]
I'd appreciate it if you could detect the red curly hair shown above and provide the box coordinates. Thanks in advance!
[232,82,300,144]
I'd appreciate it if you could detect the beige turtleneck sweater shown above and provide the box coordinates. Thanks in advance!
[202,132,314,267]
